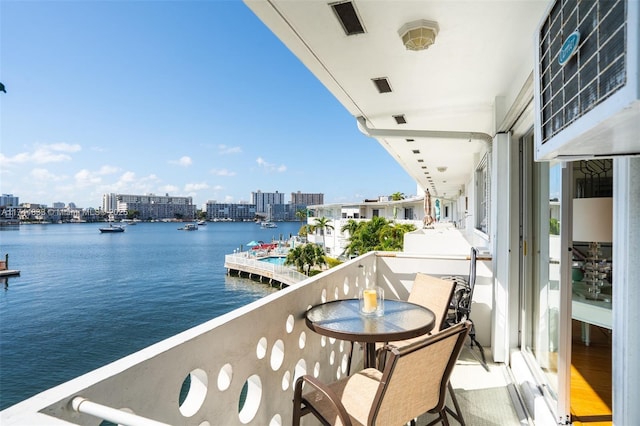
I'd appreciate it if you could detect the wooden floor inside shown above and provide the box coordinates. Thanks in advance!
[571,320,612,426]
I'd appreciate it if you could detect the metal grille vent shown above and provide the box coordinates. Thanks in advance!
[393,114,407,124]
[538,0,627,144]
[331,2,365,36]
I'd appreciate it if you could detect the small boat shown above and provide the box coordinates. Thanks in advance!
[178,224,198,231]
[197,220,206,226]
[99,224,125,233]
[260,221,277,229]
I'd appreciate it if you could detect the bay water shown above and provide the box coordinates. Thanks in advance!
[0,221,302,410]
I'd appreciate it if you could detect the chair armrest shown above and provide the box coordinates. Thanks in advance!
[293,375,352,426]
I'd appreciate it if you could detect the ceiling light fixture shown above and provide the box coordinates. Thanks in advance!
[398,19,439,51]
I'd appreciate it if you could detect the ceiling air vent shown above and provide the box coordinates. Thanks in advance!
[372,78,392,93]
[331,1,365,36]
[393,114,407,124]
[534,0,640,160]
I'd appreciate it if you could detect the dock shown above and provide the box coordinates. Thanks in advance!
[224,253,307,288]
[0,254,20,277]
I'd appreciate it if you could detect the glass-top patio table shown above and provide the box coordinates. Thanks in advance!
[305,298,436,369]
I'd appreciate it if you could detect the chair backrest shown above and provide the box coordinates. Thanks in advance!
[369,321,471,425]
[408,273,456,332]
[446,247,478,324]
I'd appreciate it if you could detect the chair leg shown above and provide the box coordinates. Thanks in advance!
[347,342,354,376]
[445,381,466,426]
[467,320,489,372]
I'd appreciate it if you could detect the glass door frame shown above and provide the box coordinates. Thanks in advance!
[517,130,572,423]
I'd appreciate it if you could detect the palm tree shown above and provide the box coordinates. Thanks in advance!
[285,243,326,275]
[342,217,415,256]
[340,219,361,238]
[311,217,334,250]
[390,192,405,201]
[295,209,309,225]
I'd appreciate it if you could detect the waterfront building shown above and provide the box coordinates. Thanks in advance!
[103,193,197,221]
[251,190,285,220]
[3,1,639,425]
[288,191,324,221]
[0,194,19,207]
[306,194,429,256]
[289,191,323,207]
[101,193,119,213]
[205,201,257,221]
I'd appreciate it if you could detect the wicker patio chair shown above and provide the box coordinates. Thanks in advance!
[292,321,471,426]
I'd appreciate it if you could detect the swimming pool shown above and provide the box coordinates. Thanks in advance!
[258,256,287,266]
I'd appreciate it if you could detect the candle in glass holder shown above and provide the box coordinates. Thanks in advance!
[362,288,378,313]
[359,287,383,316]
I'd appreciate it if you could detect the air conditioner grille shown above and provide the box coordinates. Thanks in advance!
[538,0,627,144]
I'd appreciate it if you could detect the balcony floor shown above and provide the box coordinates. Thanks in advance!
[417,345,528,426]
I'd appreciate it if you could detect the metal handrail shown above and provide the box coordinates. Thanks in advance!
[71,397,170,426]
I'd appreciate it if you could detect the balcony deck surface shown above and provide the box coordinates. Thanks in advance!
[416,345,527,426]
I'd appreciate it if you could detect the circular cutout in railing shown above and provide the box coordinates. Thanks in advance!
[270,339,285,371]
[343,277,350,295]
[270,414,283,426]
[298,331,306,349]
[313,361,320,377]
[329,350,336,366]
[217,363,233,391]
[179,368,208,417]
[285,314,294,334]
[293,359,307,384]
[341,353,349,374]
[256,337,268,360]
[282,370,291,391]
[321,289,327,303]
[238,375,262,424]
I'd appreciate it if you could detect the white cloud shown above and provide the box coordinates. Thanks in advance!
[184,182,209,192]
[218,144,242,155]
[161,185,180,193]
[256,157,287,173]
[119,171,137,183]
[98,165,119,175]
[75,169,102,187]
[210,168,236,177]
[1,143,81,166]
[169,156,192,167]
[30,168,67,182]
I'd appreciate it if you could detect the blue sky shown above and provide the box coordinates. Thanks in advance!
[0,0,417,209]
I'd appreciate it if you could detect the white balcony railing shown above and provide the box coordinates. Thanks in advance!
[1,248,490,425]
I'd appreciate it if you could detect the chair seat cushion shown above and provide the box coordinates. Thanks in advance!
[303,368,382,426]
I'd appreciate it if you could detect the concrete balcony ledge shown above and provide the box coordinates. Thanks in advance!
[1,250,496,425]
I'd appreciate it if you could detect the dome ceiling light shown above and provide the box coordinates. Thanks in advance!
[398,19,439,51]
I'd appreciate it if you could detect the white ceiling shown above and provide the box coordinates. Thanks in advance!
[245,0,551,199]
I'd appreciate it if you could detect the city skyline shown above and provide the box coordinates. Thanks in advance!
[0,1,417,209]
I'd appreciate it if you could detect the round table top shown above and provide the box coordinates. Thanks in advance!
[305,299,436,343]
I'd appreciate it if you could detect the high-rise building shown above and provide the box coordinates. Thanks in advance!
[102,193,196,220]
[251,191,285,219]
[0,194,19,207]
[205,201,256,221]
[290,191,323,206]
